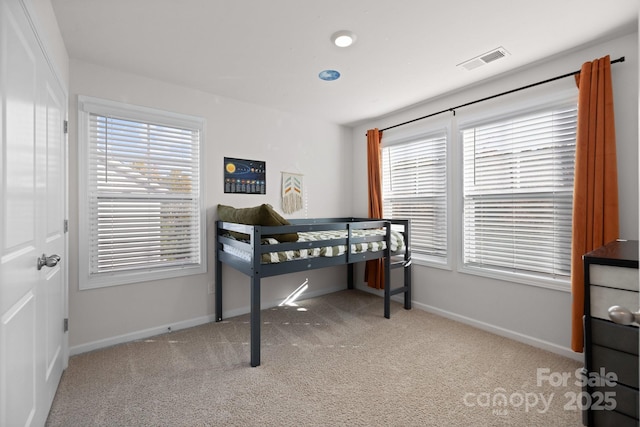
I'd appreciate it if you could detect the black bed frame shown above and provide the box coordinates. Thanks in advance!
[215,217,412,367]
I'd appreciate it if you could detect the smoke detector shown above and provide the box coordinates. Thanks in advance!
[457,47,510,71]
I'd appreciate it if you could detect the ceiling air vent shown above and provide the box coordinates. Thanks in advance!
[458,47,510,71]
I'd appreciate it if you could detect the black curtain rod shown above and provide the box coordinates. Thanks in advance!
[373,56,625,134]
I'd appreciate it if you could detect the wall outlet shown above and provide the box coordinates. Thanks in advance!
[208,282,214,294]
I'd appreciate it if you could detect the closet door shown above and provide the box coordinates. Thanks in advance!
[0,0,67,425]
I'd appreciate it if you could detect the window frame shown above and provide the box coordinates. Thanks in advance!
[381,124,452,269]
[77,95,207,290]
[456,93,577,291]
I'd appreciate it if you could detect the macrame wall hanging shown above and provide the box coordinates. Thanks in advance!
[281,172,304,214]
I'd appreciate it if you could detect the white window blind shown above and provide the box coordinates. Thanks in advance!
[382,132,447,260]
[461,102,577,279]
[79,96,205,289]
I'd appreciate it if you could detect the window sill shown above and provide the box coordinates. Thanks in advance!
[411,254,451,271]
[80,264,206,290]
[458,264,571,292]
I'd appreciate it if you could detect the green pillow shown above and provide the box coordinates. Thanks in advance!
[217,204,298,242]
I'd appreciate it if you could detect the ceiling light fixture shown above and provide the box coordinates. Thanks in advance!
[331,30,356,48]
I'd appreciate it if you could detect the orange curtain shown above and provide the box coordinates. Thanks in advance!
[570,55,619,352]
[365,128,385,289]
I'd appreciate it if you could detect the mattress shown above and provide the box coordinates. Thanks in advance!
[223,228,405,264]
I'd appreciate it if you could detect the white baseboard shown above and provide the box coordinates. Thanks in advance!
[69,285,346,356]
[354,284,582,362]
[69,314,216,356]
[71,286,583,363]
[411,300,583,362]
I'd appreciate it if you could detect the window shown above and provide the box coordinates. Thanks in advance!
[382,131,447,262]
[78,96,206,289]
[461,102,577,282]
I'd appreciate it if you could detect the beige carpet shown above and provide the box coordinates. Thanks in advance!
[46,290,583,426]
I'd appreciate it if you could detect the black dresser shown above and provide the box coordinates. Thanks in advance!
[583,240,639,426]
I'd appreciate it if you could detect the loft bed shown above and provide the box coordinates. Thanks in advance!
[214,206,412,367]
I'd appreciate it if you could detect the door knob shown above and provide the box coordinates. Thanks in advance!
[607,305,640,326]
[37,254,61,270]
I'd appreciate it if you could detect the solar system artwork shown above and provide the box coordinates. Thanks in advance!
[224,157,266,194]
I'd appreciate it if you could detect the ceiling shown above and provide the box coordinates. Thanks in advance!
[51,0,638,126]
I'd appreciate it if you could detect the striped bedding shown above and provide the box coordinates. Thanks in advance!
[224,229,405,264]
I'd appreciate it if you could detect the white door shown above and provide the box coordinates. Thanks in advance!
[0,0,67,426]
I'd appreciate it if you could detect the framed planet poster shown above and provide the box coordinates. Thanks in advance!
[224,157,266,194]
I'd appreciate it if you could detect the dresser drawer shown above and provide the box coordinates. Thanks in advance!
[589,317,639,355]
[589,381,639,420]
[591,345,639,389]
[583,241,639,427]
[592,409,639,427]
[590,285,639,321]
[589,264,639,291]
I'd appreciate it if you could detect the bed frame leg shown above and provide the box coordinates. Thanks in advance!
[384,259,391,319]
[215,260,222,322]
[384,291,390,319]
[347,263,354,289]
[404,260,412,310]
[250,275,261,367]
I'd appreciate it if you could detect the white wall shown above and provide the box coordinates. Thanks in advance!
[60,16,639,358]
[351,31,639,359]
[67,59,353,353]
